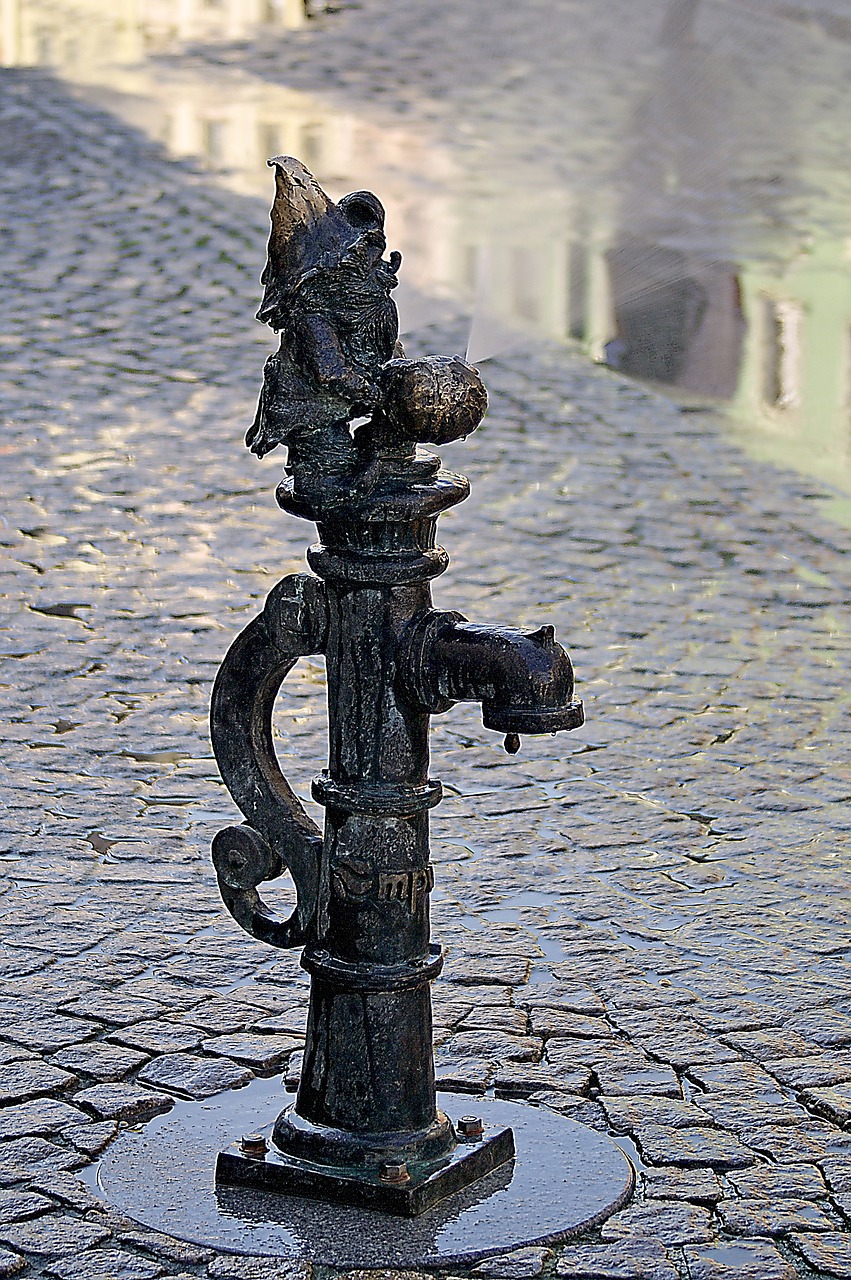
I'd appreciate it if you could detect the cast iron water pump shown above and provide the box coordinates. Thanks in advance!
[209,159,585,1215]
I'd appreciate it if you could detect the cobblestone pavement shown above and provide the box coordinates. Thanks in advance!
[1,62,851,1280]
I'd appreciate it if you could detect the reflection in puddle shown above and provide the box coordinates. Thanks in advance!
[3,0,851,515]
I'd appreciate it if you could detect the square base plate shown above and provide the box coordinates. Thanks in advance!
[217,1124,515,1216]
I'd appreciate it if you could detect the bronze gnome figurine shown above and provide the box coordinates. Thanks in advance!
[209,157,585,1215]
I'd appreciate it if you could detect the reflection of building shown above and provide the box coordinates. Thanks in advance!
[733,235,851,499]
[0,0,308,67]
[4,0,851,509]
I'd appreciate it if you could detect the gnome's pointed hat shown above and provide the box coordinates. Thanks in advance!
[256,156,388,330]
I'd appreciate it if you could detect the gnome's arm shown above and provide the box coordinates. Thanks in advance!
[296,312,378,409]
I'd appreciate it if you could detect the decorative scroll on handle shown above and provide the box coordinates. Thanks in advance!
[210,573,328,948]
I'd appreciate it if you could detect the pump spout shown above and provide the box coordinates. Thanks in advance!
[403,613,585,739]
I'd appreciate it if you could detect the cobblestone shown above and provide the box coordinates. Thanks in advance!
[1,15,851,1274]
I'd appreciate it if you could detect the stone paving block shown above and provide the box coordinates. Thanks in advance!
[0,1017,97,1052]
[688,1062,785,1097]
[0,1097,88,1138]
[743,1124,828,1164]
[459,1008,530,1035]
[64,1121,118,1156]
[767,1053,851,1089]
[790,1010,851,1047]
[682,1239,796,1279]
[52,1042,149,1082]
[726,1161,828,1199]
[0,1059,76,1103]
[59,993,165,1026]
[434,1057,494,1092]
[30,1171,106,1214]
[719,1194,835,1236]
[493,1063,591,1097]
[206,1257,313,1279]
[595,1066,682,1098]
[44,1250,165,1280]
[0,1214,111,1257]
[445,956,531,987]
[471,1246,553,1277]
[600,1198,716,1245]
[693,1094,805,1131]
[179,999,264,1036]
[643,1166,723,1203]
[0,1188,53,1223]
[108,1021,204,1054]
[117,1227,214,1265]
[74,1083,174,1121]
[526,1010,613,1038]
[602,1096,706,1131]
[442,1031,541,1063]
[137,1053,253,1099]
[721,1029,818,1061]
[790,1231,851,1277]
[0,1137,85,1184]
[523,985,605,1016]
[801,1081,851,1125]
[821,1155,851,1194]
[554,1239,679,1279]
[201,1033,302,1070]
[636,1124,755,1170]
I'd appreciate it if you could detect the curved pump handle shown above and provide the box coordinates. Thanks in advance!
[210,573,328,948]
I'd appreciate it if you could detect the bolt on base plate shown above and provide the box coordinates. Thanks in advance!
[89,1078,635,1267]
[218,1119,515,1216]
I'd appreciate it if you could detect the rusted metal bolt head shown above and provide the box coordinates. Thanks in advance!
[378,1160,410,1183]
[240,1133,268,1157]
[457,1115,484,1139]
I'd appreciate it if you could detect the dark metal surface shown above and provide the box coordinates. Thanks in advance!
[208,157,591,1208]
[93,1081,635,1266]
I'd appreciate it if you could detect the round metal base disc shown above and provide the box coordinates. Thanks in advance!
[92,1078,634,1267]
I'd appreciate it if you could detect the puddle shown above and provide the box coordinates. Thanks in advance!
[3,0,851,520]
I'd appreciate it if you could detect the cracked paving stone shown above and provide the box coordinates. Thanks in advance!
[0,1214,111,1257]
[74,1083,174,1121]
[600,1198,716,1245]
[137,1053,253,1099]
[719,1194,836,1235]
[743,1124,828,1163]
[51,1042,149,1082]
[554,1239,679,1279]
[200,1033,302,1070]
[43,1250,166,1280]
[636,1124,755,1169]
[643,1167,723,1203]
[31,1171,107,1214]
[726,1161,828,1199]
[206,1258,313,1278]
[108,1022,204,1054]
[602,1096,709,1130]
[0,1097,88,1138]
[801,1082,851,1125]
[471,1246,553,1277]
[682,1239,797,1279]
[791,1231,851,1277]
[0,1060,77,1103]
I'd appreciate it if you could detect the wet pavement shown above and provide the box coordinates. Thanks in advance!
[2,2,851,1278]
